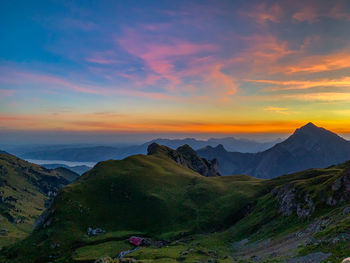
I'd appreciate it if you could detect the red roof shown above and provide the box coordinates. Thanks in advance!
[129,236,143,246]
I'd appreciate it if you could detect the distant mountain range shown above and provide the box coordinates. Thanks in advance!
[19,137,281,162]
[10,122,350,180]
[41,163,91,175]
[198,122,350,178]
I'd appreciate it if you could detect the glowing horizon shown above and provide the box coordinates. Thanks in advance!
[1,0,350,139]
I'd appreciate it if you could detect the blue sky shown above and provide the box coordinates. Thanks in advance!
[1,0,350,143]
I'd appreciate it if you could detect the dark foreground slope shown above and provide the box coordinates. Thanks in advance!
[0,153,78,247]
[2,145,350,262]
[198,122,350,178]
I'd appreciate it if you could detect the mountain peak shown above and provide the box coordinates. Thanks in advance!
[284,122,348,151]
[293,122,324,136]
[302,122,317,128]
[299,122,319,131]
[215,144,227,151]
[147,142,173,156]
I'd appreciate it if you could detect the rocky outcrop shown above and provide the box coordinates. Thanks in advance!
[272,183,315,218]
[147,143,220,177]
[328,166,350,205]
[177,144,220,177]
[147,143,190,169]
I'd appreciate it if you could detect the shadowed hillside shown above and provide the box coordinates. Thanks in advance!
[0,153,78,247]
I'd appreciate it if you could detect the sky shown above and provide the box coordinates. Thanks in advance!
[1,0,350,143]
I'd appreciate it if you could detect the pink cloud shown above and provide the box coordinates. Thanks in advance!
[117,30,217,89]
[0,66,205,102]
[0,69,104,95]
[115,28,241,100]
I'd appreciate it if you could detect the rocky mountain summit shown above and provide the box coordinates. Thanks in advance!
[198,122,350,178]
[147,142,220,177]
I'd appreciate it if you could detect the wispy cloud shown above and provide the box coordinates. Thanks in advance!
[117,29,217,88]
[264,106,290,114]
[249,77,350,91]
[283,92,350,102]
[286,51,350,74]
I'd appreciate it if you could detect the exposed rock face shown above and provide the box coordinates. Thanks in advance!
[34,207,55,229]
[272,183,315,218]
[147,143,187,166]
[177,144,220,177]
[147,143,220,177]
[328,165,350,205]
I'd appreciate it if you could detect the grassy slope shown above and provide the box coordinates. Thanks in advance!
[0,153,72,248]
[2,152,350,262]
[1,153,268,262]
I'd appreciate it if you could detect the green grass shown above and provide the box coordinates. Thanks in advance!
[0,153,73,247]
[73,240,132,261]
[1,153,267,262]
[2,154,350,262]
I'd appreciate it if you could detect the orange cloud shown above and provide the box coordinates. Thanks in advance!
[228,34,295,76]
[283,92,350,102]
[0,112,305,133]
[2,111,350,135]
[249,77,350,91]
[286,51,350,74]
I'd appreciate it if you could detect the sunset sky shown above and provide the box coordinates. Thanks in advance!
[1,0,350,142]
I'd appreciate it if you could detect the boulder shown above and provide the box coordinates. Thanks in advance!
[87,227,106,236]
[343,207,350,215]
